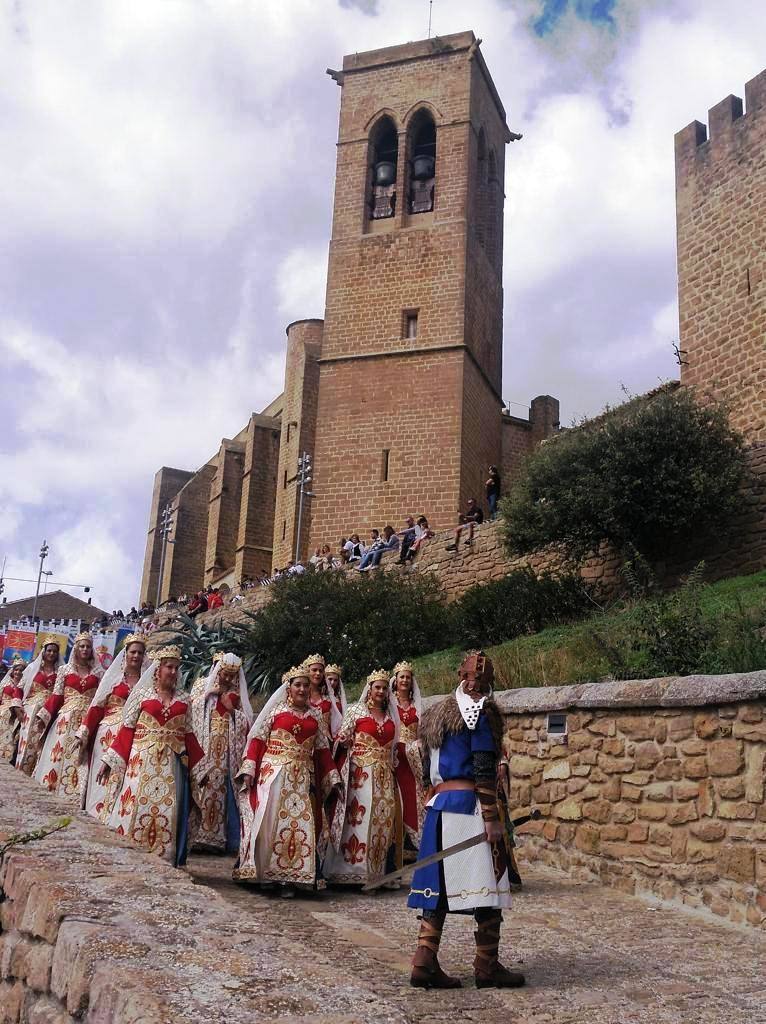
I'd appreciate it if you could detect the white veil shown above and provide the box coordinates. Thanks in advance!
[243,680,288,745]
[389,668,422,721]
[89,640,149,708]
[203,654,253,726]
[20,639,63,700]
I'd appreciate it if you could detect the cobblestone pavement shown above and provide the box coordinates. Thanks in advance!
[188,855,766,1024]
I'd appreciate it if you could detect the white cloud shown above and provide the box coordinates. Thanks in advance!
[276,245,328,325]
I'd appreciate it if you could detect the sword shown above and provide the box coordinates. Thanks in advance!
[361,809,541,892]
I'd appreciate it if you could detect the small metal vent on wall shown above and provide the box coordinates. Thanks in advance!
[547,712,568,736]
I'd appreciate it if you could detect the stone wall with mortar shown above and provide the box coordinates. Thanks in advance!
[501,671,766,928]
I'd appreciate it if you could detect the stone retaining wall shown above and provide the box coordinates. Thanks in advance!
[500,671,766,927]
[155,442,765,639]
[0,767,379,1024]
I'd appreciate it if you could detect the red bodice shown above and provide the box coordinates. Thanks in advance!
[2,684,22,702]
[34,670,57,688]
[397,703,419,727]
[270,709,319,743]
[214,692,241,717]
[140,698,190,724]
[64,672,100,694]
[355,716,396,745]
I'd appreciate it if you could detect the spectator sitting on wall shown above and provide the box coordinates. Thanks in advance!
[403,515,434,562]
[357,525,399,571]
[309,547,322,567]
[446,498,484,551]
[396,516,418,565]
[288,560,306,575]
[344,533,365,563]
[207,588,224,610]
[486,464,501,520]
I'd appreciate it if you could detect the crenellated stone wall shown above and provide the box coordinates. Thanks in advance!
[499,671,766,927]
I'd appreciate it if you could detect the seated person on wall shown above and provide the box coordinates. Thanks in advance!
[446,498,484,551]
[343,534,365,563]
[396,517,418,564]
[357,525,399,571]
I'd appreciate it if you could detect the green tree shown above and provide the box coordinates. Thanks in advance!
[500,388,746,564]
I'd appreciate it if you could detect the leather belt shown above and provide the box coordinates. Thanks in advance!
[432,779,475,794]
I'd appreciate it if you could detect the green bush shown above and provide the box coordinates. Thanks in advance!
[500,388,746,564]
[452,568,595,648]
[243,568,452,692]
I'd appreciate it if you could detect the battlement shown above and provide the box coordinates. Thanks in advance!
[675,68,766,166]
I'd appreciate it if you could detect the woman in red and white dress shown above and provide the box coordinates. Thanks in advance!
[15,637,61,775]
[323,663,348,745]
[234,667,341,894]
[0,658,25,763]
[73,633,148,820]
[190,652,253,853]
[99,645,208,865]
[390,660,426,856]
[34,632,103,804]
[324,669,402,887]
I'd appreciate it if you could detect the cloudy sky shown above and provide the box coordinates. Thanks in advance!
[1,0,764,612]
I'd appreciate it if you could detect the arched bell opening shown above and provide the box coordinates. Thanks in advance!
[407,109,437,215]
[368,115,399,221]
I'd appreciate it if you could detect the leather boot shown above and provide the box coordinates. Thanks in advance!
[410,914,462,989]
[474,912,525,989]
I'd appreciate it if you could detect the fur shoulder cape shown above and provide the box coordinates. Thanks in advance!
[420,694,504,754]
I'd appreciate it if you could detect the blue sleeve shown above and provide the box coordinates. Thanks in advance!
[470,711,496,754]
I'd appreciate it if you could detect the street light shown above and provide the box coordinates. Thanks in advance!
[294,452,314,564]
[156,503,176,608]
[31,540,49,623]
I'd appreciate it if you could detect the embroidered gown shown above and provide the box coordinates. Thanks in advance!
[77,676,137,820]
[394,701,426,851]
[0,679,23,763]
[190,689,250,853]
[15,668,57,775]
[234,702,340,887]
[103,685,207,865]
[323,707,400,885]
[34,667,103,804]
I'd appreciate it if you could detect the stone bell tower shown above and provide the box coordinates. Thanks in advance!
[308,31,512,547]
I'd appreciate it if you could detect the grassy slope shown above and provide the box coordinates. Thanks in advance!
[412,570,766,698]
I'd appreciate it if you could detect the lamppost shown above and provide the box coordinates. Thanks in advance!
[31,540,49,623]
[155,503,175,608]
[294,452,315,565]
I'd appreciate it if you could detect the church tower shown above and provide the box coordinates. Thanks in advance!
[308,32,512,548]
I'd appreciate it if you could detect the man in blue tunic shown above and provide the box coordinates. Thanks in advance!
[408,651,524,990]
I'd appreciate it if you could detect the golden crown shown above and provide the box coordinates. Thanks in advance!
[216,653,242,670]
[325,663,343,677]
[154,645,182,661]
[302,653,325,668]
[288,665,310,681]
[366,668,389,685]
[9,655,26,668]
[122,632,148,648]
[39,634,62,649]
[392,661,414,676]
[73,631,93,644]
[281,670,291,685]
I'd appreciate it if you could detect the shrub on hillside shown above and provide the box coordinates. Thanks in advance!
[242,568,452,691]
[499,388,746,564]
[452,568,595,648]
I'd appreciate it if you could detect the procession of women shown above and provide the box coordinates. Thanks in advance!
[0,633,426,895]
[1,633,523,988]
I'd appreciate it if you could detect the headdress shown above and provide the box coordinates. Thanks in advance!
[89,639,150,710]
[73,631,93,645]
[458,650,494,689]
[20,639,63,699]
[39,634,62,649]
[366,668,389,685]
[154,644,182,661]
[9,656,26,671]
[392,660,414,676]
[122,632,148,648]
[303,653,325,668]
[197,650,253,744]
[324,664,342,677]
[288,665,310,681]
[215,652,243,670]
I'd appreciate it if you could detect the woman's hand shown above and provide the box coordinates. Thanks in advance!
[97,764,110,785]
